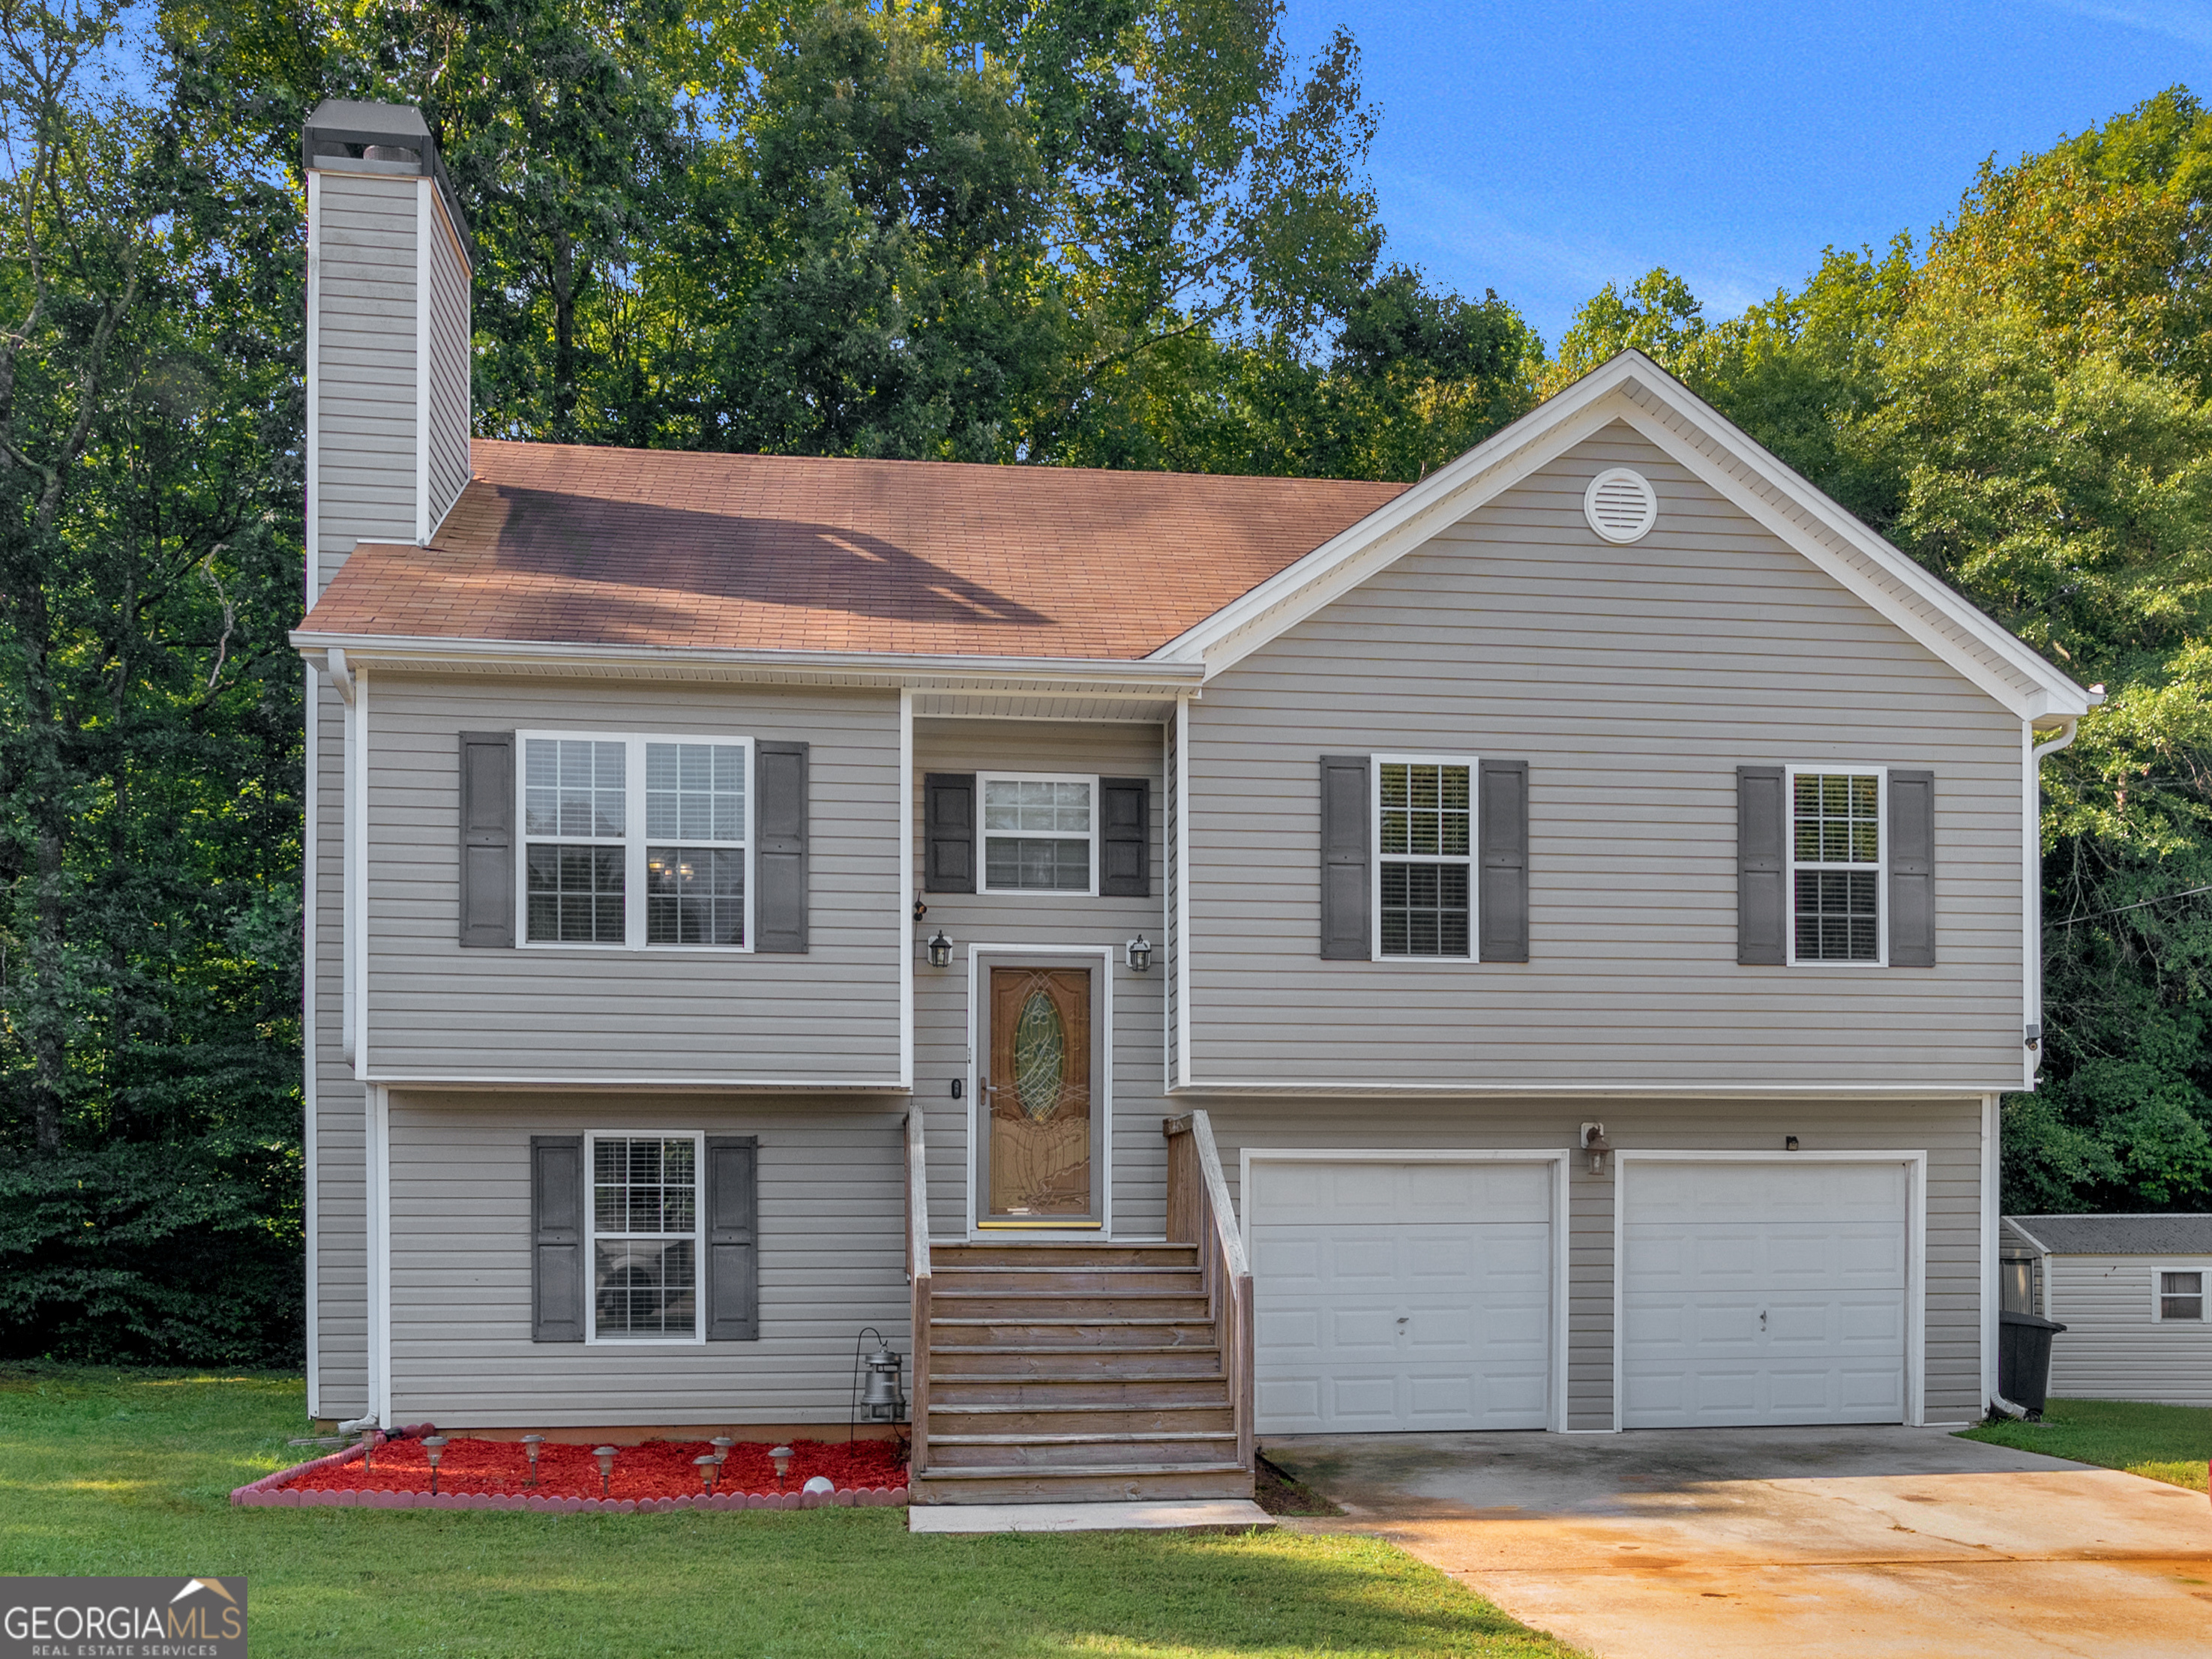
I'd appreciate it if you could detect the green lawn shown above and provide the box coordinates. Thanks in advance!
[1957,1397,2211,1493]
[0,1369,1578,1658]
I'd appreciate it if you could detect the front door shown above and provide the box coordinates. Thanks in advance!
[980,966,1097,1226]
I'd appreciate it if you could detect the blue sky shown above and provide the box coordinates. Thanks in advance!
[1277,0,2208,347]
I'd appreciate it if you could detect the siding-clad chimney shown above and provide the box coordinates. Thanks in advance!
[304,100,473,602]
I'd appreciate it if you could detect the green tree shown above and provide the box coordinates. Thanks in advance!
[0,0,306,1361]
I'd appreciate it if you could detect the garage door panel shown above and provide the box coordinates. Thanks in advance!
[1623,1160,1909,1430]
[1253,1160,1555,1434]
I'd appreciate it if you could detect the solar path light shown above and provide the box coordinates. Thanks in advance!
[521,1434,545,1487]
[594,1446,619,1498]
[421,1436,448,1496]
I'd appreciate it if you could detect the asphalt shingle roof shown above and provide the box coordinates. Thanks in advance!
[2006,1214,2212,1255]
[300,440,1408,659]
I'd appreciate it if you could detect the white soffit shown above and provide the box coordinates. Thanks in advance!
[1149,351,2096,722]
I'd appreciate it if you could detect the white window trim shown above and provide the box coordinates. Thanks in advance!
[1785,763,1889,969]
[583,1129,707,1346]
[2150,1261,2210,1323]
[516,730,756,952]
[976,771,1100,897]
[1371,753,1479,963]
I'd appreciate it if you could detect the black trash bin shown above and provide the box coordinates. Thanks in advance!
[1998,1309,2067,1417]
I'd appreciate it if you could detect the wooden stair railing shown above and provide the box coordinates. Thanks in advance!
[904,1109,932,1477]
[1163,1110,1254,1472]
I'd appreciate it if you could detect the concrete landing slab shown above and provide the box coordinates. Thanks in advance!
[908,1499,1275,1534]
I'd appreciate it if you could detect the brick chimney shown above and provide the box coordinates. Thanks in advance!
[303,100,474,603]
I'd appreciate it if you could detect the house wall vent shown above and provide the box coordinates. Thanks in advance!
[1583,468,1657,544]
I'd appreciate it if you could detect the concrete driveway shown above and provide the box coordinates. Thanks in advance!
[1263,1426,2211,1658]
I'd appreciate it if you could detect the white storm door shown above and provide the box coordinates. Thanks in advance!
[1250,1158,1553,1433]
[1621,1159,1908,1429]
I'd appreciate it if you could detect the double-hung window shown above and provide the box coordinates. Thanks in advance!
[520,732,752,948]
[979,774,1096,894]
[2157,1270,2204,1322]
[587,1132,701,1342]
[1789,768,1884,964]
[1374,756,1473,958]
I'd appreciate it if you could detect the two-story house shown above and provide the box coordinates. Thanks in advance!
[293,103,2096,1505]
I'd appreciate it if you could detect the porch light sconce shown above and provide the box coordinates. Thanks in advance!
[928,930,953,969]
[1125,934,1153,973]
[1580,1122,1611,1177]
[520,1433,545,1487]
[770,1445,794,1492]
[421,1435,448,1496]
[1785,1135,1800,1152]
[593,1445,618,1499]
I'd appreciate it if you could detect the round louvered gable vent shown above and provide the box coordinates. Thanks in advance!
[1583,468,1657,544]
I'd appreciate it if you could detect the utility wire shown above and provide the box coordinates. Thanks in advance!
[2046,883,2212,928]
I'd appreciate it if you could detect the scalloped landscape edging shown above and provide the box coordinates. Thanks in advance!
[230,1442,907,1511]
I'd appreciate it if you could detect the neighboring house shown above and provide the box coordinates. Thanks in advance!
[295,103,2097,1503]
[2003,1214,2212,1406]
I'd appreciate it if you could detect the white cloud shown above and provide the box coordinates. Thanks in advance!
[2034,0,2212,49]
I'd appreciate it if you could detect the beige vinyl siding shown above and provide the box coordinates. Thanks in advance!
[423,193,471,534]
[911,719,1168,1238]
[1185,423,2025,1091]
[386,1093,907,1426]
[313,170,418,597]
[363,675,901,1084]
[1202,1093,1985,1430]
[2045,1253,2212,1406]
[311,680,370,1415]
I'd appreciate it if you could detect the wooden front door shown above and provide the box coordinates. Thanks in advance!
[982,966,1095,1223]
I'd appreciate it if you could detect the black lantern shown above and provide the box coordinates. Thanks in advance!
[928,930,953,969]
[1125,934,1153,973]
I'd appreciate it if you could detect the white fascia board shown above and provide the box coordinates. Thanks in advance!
[289,631,1204,696]
[1168,1078,2003,1098]
[1151,351,2097,722]
[2005,1217,2055,1254]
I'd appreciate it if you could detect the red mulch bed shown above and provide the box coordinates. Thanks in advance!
[299,1436,904,1500]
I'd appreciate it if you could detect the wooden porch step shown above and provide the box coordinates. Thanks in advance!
[929,1317,1216,1345]
[931,1266,1203,1293]
[931,1292,1212,1319]
[928,1431,1237,1469]
[928,1402,1233,1435]
[928,1374,1233,1408]
[931,1344,1224,1378]
[911,1463,1254,1505]
[931,1243,1198,1268]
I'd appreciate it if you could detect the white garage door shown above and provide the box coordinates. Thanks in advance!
[1250,1158,1554,1433]
[1621,1160,1909,1429]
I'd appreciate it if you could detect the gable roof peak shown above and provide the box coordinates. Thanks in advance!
[1148,349,2097,723]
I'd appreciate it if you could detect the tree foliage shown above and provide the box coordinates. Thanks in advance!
[0,0,304,1362]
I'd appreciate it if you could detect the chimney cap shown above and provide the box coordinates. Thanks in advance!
[303,99,472,261]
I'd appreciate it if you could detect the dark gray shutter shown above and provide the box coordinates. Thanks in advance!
[458,731,514,948]
[530,1135,584,1343]
[1737,765,1788,966]
[924,772,976,893]
[1478,759,1529,963]
[704,1135,759,1341]
[1889,770,1935,968]
[1320,755,1371,960]
[755,741,808,952]
[1100,777,1149,897]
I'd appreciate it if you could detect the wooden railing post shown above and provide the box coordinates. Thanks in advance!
[904,1110,933,1478]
